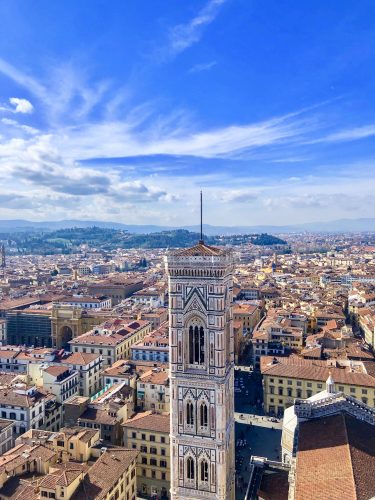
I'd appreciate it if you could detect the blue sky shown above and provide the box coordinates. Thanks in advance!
[0,0,375,226]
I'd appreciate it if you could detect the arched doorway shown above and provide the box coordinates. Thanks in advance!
[59,325,73,347]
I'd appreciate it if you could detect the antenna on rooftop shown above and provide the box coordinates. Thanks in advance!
[199,190,204,245]
[0,245,5,279]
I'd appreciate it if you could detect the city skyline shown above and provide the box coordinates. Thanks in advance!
[0,0,375,225]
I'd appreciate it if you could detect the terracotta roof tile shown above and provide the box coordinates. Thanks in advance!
[294,414,375,500]
[122,411,170,434]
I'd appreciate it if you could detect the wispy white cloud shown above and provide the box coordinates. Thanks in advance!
[1,56,375,223]
[168,0,226,57]
[1,117,38,135]
[0,58,111,125]
[309,124,375,144]
[0,58,46,99]
[59,109,314,161]
[189,60,217,73]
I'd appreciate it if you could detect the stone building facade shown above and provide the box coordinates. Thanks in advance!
[165,242,235,500]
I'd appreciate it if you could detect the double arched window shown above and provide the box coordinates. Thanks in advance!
[189,324,205,364]
[187,457,195,479]
[186,401,194,426]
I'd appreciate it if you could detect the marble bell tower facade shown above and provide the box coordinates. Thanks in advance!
[165,241,235,500]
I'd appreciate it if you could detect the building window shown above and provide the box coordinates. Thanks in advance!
[160,460,167,468]
[200,402,208,428]
[187,457,195,480]
[200,460,209,482]
[149,435,155,442]
[186,401,194,426]
[189,324,205,364]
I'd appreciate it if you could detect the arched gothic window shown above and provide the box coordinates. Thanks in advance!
[186,401,194,425]
[200,402,208,428]
[189,324,205,364]
[200,460,209,482]
[187,457,195,479]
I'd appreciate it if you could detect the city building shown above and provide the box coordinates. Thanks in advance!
[137,367,170,412]
[131,321,169,363]
[101,359,138,388]
[57,295,112,309]
[16,426,100,462]
[87,277,143,305]
[0,318,6,344]
[42,365,79,403]
[71,383,134,445]
[6,309,52,347]
[140,307,168,329]
[51,304,113,348]
[71,448,138,500]
[0,381,46,435]
[133,286,166,308]
[57,351,103,397]
[165,241,235,499]
[233,302,261,334]
[0,441,138,500]
[261,355,375,415]
[0,418,15,454]
[69,319,152,367]
[252,310,305,368]
[123,411,170,499]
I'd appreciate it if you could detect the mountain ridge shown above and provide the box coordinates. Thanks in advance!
[0,218,374,234]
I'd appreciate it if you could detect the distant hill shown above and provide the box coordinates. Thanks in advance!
[0,218,374,234]
[0,228,287,255]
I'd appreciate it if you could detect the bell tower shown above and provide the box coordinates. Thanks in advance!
[165,223,235,499]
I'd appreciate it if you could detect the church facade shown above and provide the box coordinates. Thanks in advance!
[165,242,235,500]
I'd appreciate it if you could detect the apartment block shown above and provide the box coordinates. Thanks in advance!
[123,411,170,499]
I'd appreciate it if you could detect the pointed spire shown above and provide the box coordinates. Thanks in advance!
[326,371,335,394]
[199,190,204,245]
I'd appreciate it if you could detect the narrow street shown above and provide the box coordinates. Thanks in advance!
[234,366,282,499]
